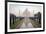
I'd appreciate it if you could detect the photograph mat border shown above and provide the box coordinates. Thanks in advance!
[7,2,43,32]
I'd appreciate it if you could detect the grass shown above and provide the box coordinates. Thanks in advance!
[10,19,23,29]
[30,19,41,28]
[10,19,20,29]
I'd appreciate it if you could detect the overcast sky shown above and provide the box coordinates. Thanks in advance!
[8,2,43,17]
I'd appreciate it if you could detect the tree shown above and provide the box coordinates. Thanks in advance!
[37,12,41,24]
[34,12,41,24]
[10,14,16,24]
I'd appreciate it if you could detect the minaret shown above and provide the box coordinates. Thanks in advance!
[33,10,34,17]
[25,8,27,17]
[19,9,20,17]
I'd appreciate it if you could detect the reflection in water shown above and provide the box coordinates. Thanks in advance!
[20,17,33,29]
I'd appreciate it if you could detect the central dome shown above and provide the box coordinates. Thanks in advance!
[23,8,31,17]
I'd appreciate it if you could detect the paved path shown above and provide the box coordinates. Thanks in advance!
[19,18,33,29]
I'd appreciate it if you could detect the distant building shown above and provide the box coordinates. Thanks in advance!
[23,8,31,17]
